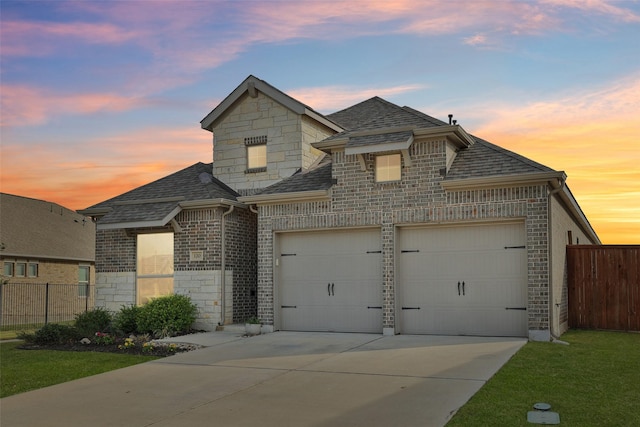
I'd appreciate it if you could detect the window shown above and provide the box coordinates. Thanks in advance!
[136,233,174,305]
[375,154,401,182]
[78,266,90,297]
[28,262,38,278]
[3,262,13,277]
[15,262,26,277]
[245,135,267,171]
[247,145,267,170]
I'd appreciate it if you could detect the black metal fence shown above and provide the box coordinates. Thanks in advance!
[0,282,95,331]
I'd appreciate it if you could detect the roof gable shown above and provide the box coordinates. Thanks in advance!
[200,75,342,133]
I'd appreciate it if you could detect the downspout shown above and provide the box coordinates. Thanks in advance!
[547,177,565,341]
[219,204,234,326]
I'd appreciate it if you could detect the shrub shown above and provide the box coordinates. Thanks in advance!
[136,294,198,338]
[113,305,141,335]
[74,307,113,337]
[20,323,80,345]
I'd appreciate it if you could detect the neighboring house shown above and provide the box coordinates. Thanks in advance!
[1,193,96,326]
[1,193,96,286]
[80,75,599,340]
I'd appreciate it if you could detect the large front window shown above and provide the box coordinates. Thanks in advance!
[137,233,174,305]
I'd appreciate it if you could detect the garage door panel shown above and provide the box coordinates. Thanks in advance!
[278,229,382,333]
[399,223,527,337]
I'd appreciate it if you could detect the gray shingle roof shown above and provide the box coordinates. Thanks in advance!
[323,98,445,143]
[446,137,553,180]
[255,156,333,195]
[80,162,238,226]
[1,193,95,261]
[347,130,413,150]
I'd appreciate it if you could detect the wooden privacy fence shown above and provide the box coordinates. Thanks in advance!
[567,245,640,331]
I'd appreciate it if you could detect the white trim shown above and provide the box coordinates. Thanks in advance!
[440,171,566,190]
[238,189,331,205]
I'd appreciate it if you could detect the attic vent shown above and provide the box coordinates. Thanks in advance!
[245,135,267,146]
[199,172,213,184]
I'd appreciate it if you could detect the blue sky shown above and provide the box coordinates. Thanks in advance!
[1,0,639,243]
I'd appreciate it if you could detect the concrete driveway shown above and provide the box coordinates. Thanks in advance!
[1,331,526,427]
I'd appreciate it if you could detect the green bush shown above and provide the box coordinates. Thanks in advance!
[113,305,141,335]
[20,323,80,345]
[74,307,113,337]
[136,294,198,338]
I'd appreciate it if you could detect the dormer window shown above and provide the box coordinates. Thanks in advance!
[375,153,401,182]
[245,135,267,172]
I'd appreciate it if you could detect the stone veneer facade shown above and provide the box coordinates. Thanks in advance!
[210,92,329,194]
[94,206,257,330]
[255,139,561,339]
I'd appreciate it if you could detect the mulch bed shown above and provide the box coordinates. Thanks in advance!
[18,336,202,357]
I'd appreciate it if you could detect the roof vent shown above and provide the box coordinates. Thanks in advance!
[199,172,213,184]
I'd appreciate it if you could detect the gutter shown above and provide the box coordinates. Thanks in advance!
[219,205,234,326]
[547,177,565,341]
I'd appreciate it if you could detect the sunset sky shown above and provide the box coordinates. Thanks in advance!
[1,1,639,244]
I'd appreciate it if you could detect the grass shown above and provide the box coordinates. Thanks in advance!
[0,341,160,398]
[447,330,640,426]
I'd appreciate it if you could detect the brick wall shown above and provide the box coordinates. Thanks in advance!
[94,206,257,329]
[255,139,554,338]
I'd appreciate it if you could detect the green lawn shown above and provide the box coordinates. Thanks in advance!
[447,330,640,426]
[0,341,159,398]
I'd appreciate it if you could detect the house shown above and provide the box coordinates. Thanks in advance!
[80,75,599,340]
[1,193,96,326]
[1,193,96,285]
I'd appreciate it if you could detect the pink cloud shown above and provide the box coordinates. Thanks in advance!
[0,84,149,127]
[288,84,426,113]
[1,20,140,56]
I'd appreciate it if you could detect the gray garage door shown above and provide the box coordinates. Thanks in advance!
[277,228,382,333]
[398,222,528,337]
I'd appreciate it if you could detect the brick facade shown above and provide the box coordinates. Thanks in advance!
[254,139,560,339]
[94,206,257,329]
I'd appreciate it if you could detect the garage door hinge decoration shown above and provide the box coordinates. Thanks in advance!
[401,249,420,253]
[504,245,526,249]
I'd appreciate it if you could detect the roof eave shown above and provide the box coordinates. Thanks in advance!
[179,198,246,209]
[96,205,183,231]
[0,252,95,263]
[413,125,474,148]
[238,189,331,205]
[441,171,567,190]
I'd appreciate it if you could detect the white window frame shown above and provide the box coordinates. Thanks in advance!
[28,262,38,278]
[15,261,27,277]
[78,265,90,298]
[375,153,402,182]
[3,261,14,277]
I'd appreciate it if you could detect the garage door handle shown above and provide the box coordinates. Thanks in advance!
[332,283,335,296]
[458,281,461,295]
[328,283,331,296]
[462,281,465,296]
